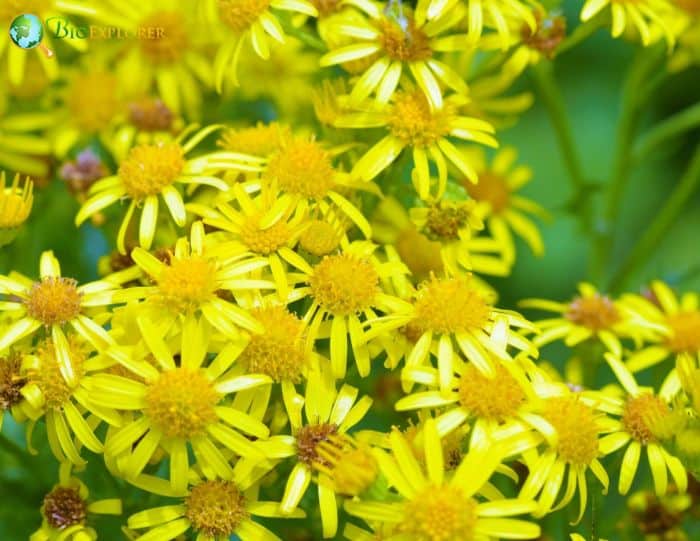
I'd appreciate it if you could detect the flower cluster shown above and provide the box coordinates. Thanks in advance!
[1,0,699,540]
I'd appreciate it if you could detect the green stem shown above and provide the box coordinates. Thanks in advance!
[633,101,700,160]
[279,19,327,52]
[590,47,666,286]
[609,144,700,292]
[530,62,586,189]
[556,13,607,57]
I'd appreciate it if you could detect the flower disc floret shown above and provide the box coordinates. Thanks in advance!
[458,364,526,421]
[118,143,185,199]
[309,254,379,315]
[565,294,620,330]
[413,276,490,334]
[25,277,82,326]
[401,485,478,541]
[622,394,670,445]
[144,368,220,439]
[43,487,87,529]
[185,480,249,537]
[542,396,599,465]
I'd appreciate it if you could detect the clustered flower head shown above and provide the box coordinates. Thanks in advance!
[1,0,699,539]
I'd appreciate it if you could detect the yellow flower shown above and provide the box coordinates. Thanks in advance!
[32,463,122,541]
[319,0,469,109]
[201,184,310,299]
[98,315,271,493]
[87,1,213,118]
[519,392,611,522]
[521,282,654,357]
[128,221,269,336]
[217,121,291,158]
[345,419,541,541]
[127,475,301,541]
[0,171,33,247]
[598,353,688,496]
[0,349,26,431]
[410,199,512,276]
[0,250,138,386]
[20,335,123,464]
[462,146,548,264]
[399,273,536,391]
[75,125,262,253]
[212,0,318,91]
[336,90,497,199]
[287,240,412,378]
[622,281,700,373]
[254,367,373,538]
[581,0,678,47]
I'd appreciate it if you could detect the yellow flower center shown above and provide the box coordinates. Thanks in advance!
[118,142,185,199]
[139,11,189,64]
[67,72,120,133]
[0,0,50,20]
[0,352,26,411]
[218,0,271,33]
[239,214,291,254]
[217,122,290,157]
[401,485,477,541]
[128,98,175,132]
[413,276,491,334]
[622,394,670,444]
[673,0,700,12]
[144,368,220,439]
[388,91,453,147]
[521,11,567,58]
[395,228,443,281]
[542,396,599,465]
[33,338,86,408]
[310,254,379,315]
[185,480,249,538]
[310,0,342,16]
[25,277,82,326]
[157,255,218,312]
[0,175,33,229]
[424,204,472,240]
[665,310,700,354]
[458,364,526,422]
[266,138,336,199]
[42,487,87,530]
[565,294,620,331]
[313,435,378,496]
[296,423,338,466]
[299,219,343,256]
[378,17,432,62]
[464,172,511,214]
[240,306,306,382]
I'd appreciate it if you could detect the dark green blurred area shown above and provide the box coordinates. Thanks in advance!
[2,0,700,538]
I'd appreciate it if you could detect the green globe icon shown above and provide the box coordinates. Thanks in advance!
[9,13,44,50]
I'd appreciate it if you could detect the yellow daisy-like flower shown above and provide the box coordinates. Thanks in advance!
[597,353,688,496]
[462,146,547,265]
[217,121,291,159]
[622,280,700,373]
[127,474,303,541]
[32,464,122,541]
[0,0,92,86]
[212,0,318,91]
[410,199,512,276]
[519,392,611,522]
[399,273,536,391]
[0,250,138,386]
[287,240,411,378]
[521,282,653,357]
[345,418,542,541]
[336,90,498,199]
[97,316,271,493]
[20,336,123,464]
[87,0,213,118]
[0,171,33,247]
[201,184,310,299]
[75,125,262,253]
[0,349,27,431]
[319,0,469,109]
[128,221,269,336]
[256,367,372,538]
[580,0,677,47]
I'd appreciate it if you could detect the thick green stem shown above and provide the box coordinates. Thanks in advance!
[609,144,700,291]
[634,101,700,160]
[530,62,586,189]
